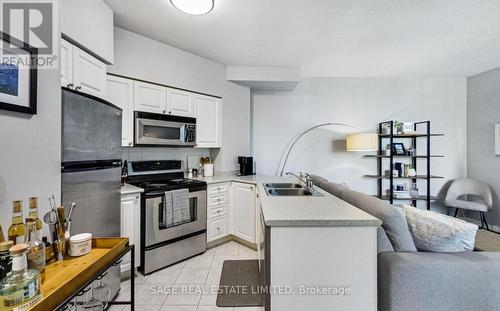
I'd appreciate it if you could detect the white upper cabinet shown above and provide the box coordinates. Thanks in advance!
[61,39,107,99]
[232,182,256,243]
[196,95,221,148]
[60,39,73,88]
[72,45,107,98]
[167,88,196,117]
[106,75,134,147]
[133,81,167,114]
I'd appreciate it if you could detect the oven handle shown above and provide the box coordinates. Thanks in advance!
[153,196,161,236]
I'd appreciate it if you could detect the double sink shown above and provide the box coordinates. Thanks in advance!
[264,183,323,197]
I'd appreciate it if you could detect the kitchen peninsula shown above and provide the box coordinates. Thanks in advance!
[194,172,381,311]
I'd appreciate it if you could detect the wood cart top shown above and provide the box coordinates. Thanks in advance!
[475,229,500,252]
[29,237,129,311]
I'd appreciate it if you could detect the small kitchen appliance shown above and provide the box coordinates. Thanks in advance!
[134,111,196,147]
[238,156,254,176]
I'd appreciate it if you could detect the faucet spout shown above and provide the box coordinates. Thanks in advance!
[285,172,314,192]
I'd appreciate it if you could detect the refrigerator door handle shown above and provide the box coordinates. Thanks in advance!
[62,160,122,173]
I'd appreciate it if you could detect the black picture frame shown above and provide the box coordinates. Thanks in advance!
[392,143,406,155]
[0,31,38,115]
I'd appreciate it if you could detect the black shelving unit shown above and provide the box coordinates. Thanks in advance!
[365,121,444,210]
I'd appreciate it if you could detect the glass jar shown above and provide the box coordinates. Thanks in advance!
[0,243,41,309]
[0,241,13,281]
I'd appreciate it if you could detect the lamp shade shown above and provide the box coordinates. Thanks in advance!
[346,133,378,152]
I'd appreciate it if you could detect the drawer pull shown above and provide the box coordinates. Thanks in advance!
[217,210,221,213]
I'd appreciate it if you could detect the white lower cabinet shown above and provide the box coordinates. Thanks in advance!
[206,181,259,245]
[232,182,256,243]
[207,182,230,243]
[120,193,141,272]
[208,216,227,241]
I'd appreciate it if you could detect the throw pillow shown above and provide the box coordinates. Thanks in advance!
[401,205,479,252]
[341,190,417,252]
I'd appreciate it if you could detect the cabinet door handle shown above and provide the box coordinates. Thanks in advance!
[75,85,82,91]
[163,110,166,114]
[169,111,172,114]
[217,227,220,230]
[67,83,74,88]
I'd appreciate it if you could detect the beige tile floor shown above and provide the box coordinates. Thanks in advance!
[110,241,263,311]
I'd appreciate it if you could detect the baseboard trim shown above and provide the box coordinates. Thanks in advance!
[207,234,257,251]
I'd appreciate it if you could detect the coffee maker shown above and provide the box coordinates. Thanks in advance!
[238,156,254,176]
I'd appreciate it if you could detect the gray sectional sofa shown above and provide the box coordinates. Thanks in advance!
[312,175,500,311]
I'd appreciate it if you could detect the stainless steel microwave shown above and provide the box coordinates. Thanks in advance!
[134,111,196,146]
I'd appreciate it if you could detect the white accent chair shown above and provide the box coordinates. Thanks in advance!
[443,179,493,229]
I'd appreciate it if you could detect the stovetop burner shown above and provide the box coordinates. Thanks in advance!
[125,160,207,193]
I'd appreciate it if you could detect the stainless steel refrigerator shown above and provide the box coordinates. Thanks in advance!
[61,87,123,297]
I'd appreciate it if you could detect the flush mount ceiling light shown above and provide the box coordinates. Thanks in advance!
[170,0,214,15]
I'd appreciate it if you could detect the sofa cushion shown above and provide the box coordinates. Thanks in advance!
[377,227,395,254]
[401,205,479,252]
[319,181,350,198]
[342,190,417,252]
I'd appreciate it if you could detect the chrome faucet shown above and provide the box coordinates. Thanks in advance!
[285,172,314,192]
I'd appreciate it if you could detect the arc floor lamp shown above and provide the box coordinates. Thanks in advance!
[277,122,378,176]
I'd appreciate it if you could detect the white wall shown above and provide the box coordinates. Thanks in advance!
[61,0,114,63]
[467,67,500,227]
[0,69,61,238]
[108,27,251,172]
[253,77,467,207]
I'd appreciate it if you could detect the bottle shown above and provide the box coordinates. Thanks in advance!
[28,197,42,233]
[8,201,25,245]
[0,243,41,310]
[0,225,4,243]
[24,218,45,283]
[0,241,13,281]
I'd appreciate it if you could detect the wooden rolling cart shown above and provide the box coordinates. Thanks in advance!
[29,238,135,311]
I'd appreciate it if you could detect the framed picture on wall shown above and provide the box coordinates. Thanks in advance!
[0,31,38,115]
[495,124,500,156]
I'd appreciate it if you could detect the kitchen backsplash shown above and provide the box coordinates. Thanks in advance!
[121,147,210,170]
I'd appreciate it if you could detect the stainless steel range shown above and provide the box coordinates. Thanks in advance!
[126,160,207,275]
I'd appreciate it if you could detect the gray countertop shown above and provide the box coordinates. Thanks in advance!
[193,172,382,228]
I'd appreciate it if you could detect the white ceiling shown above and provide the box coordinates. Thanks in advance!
[105,0,500,77]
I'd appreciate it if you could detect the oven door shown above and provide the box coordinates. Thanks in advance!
[135,117,192,146]
[145,190,207,247]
